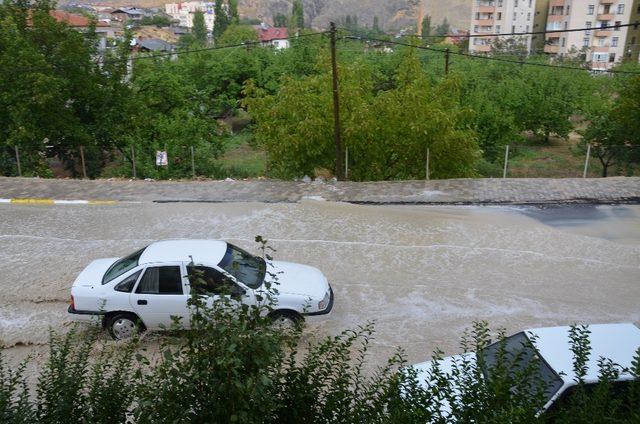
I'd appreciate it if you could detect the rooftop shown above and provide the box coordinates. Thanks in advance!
[259,27,288,42]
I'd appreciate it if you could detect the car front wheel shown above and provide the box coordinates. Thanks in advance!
[107,313,144,340]
[269,310,303,330]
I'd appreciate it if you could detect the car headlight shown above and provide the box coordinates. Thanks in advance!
[318,290,330,310]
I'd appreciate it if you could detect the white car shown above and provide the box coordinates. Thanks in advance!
[69,239,334,339]
[412,323,640,414]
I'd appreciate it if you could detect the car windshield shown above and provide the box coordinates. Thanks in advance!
[480,332,564,405]
[102,247,146,285]
[218,243,266,289]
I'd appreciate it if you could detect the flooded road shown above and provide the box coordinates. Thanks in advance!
[1,201,639,367]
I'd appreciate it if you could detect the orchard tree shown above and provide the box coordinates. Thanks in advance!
[218,24,259,45]
[291,0,304,29]
[192,10,208,44]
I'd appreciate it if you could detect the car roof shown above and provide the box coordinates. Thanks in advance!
[526,323,640,385]
[139,239,228,266]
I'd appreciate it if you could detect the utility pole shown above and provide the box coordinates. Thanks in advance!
[445,48,450,75]
[330,22,345,181]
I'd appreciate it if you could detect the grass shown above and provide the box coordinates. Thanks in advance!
[215,131,266,179]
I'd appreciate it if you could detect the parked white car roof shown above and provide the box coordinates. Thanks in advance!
[139,239,228,266]
[526,323,640,385]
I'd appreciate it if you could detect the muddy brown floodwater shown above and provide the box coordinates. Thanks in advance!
[1,201,639,370]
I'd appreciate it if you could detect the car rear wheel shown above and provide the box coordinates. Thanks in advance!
[269,310,303,330]
[107,313,143,340]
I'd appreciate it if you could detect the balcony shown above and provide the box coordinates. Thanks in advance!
[599,0,614,4]
[474,19,495,26]
[597,13,614,21]
[477,5,496,13]
[550,0,565,5]
[595,29,612,37]
[547,14,565,22]
[592,45,610,52]
[544,44,560,53]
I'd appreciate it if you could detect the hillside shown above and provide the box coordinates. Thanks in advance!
[64,0,471,32]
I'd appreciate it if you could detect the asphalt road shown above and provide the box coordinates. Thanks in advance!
[1,201,639,368]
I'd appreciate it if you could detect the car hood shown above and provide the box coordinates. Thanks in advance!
[73,258,119,287]
[265,260,329,299]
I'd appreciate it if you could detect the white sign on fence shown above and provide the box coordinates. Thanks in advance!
[156,151,168,166]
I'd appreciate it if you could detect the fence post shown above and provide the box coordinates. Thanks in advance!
[131,146,137,179]
[445,48,450,75]
[503,145,509,178]
[583,143,591,178]
[79,146,87,179]
[426,148,430,180]
[190,145,196,178]
[14,146,22,177]
[345,147,349,180]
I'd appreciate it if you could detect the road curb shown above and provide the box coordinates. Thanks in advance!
[0,198,119,205]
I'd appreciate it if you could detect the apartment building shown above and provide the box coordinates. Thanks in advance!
[165,1,215,31]
[469,0,538,54]
[543,0,638,69]
[532,0,551,51]
[625,1,640,61]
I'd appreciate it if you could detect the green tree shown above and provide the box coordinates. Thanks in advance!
[228,0,239,24]
[218,24,259,45]
[273,13,287,27]
[435,17,450,36]
[421,14,431,38]
[291,0,304,29]
[213,0,229,41]
[373,15,381,33]
[244,51,480,180]
[192,10,207,44]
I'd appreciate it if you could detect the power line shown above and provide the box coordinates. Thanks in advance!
[11,31,329,73]
[400,21,640,39]
[340,35,640,75]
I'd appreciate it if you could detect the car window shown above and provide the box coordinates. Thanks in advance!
[187,265,242,296]
[114,270,141,293]
[136,266,183,295]
[480,332,564,405]
[217,243,265,289]
[102,247,146,285]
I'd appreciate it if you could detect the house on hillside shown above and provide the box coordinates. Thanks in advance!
[33,10,116,50]
[258,26,289,49]
[111,7,148,23]
[136,38,176,52]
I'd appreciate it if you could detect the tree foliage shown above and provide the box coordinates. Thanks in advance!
[192,10,207,45]
[291,0,304,29]
[245,51,480,180]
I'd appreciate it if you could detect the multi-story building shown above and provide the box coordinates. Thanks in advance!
[469,0,538,54]
[165,1,215,31]
[624,1,640,61]
[543,0,638,70]
[531,0,551,52]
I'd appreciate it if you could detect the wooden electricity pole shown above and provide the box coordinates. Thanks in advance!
[330,22,345,181]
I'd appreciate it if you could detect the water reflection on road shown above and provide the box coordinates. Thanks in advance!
[1,202,638,368]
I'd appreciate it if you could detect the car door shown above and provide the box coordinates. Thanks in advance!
[185,265,255,310]
[130,263,191,330]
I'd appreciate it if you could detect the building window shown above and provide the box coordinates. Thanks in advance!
[512,25,516,33]
[529,0,532,7]
[600,20,610,28]
[585,21,592,35]
[612,36,618,47]
[598,37,605,47]
[561,37,566,47]
[498,12,502,20]
[566,5,570,15]
[513,12,517,20]
[526,25,529,32]
[496,25,501,32]
[474,25,479,32]
[614,21,621,31]
[514,0,518,7]
[527,12,531,20]
[475,12,480,19]
[617,4,624,14]
[498,0,503,7]
[583,37,590,47]
[609,53,616,62]
[587,5,594,15]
